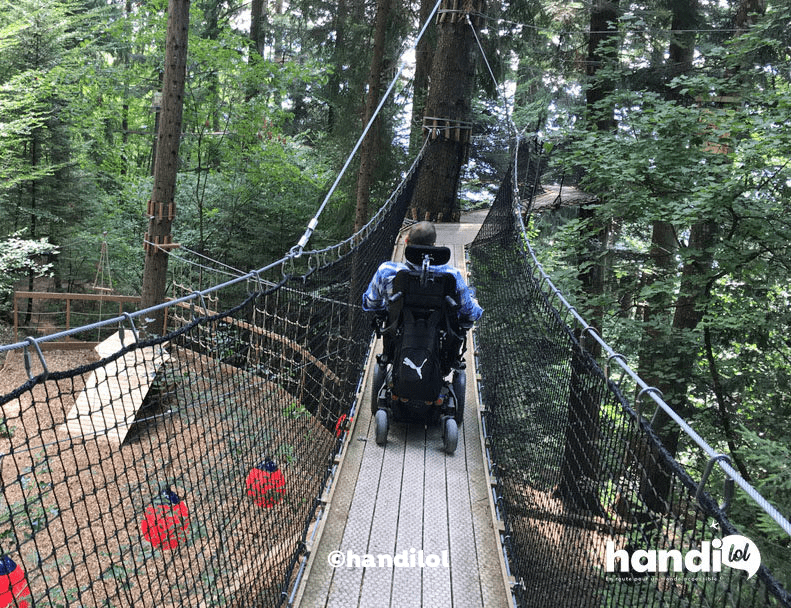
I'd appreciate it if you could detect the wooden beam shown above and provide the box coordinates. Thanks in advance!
[172,300,342,386]
[14,291,141,303]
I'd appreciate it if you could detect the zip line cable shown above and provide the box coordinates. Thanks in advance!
[178,245,247,277]
[476,11,764,37]
[290,0,444,257]
[466,14,516,138]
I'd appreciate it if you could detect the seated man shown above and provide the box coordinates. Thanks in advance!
[362,221,483,326]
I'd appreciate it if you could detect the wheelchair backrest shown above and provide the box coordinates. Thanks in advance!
[387,247,456,320]
[386,246,458,401]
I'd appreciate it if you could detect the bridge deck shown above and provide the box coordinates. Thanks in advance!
[295,215,511,608]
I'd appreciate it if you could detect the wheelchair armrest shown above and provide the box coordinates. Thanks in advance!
[370,310,389,335]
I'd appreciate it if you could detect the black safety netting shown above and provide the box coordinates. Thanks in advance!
[468,145,791,608]
[0,159,420,607]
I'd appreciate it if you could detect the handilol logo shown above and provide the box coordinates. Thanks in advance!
[605,535,760,579]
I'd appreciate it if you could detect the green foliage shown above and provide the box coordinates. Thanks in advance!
[0,232,57,317]
[0,0,365,295]
[526,0,791,580]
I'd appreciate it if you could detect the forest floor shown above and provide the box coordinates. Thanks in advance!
[0,336,332,607]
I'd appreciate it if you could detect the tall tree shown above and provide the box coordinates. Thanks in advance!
[353,0,393,231]
[636,0,702,512]
[0,0,96,317]
[250,0,266,58]
[639,0,771,507]
[553,0,620,515]
[409,0,482,222]
[325,0,350,135]
[141,0,191,334]
[408,0,437,154]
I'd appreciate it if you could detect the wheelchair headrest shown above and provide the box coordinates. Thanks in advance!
[404,244,451,266]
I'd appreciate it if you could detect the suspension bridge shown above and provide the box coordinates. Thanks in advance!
[0,138,789,607]
[1,3,790,605]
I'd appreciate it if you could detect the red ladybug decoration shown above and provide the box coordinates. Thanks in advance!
[0,555,30,608]
[140,487,189,550]
[246,460,286,508]
[335,414,351,438]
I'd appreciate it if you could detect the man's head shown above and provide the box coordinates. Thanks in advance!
[406,221,436,246]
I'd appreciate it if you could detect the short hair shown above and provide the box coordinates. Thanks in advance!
[407,221,436,246]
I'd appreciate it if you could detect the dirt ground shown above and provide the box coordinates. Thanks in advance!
[0,336,335,607]
[1,346,99,393]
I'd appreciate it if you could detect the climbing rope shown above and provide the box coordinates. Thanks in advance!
[91,232,114,292]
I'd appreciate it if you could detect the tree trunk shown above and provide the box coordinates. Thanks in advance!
[121,0,132,173]
[408,0,436,155]
[409,0,482,222]
[553,0,619,515]
[637,220,678,389]
[668,0,698,73]
[353,0,393,232]
[23,131,41,327]
[141,0,190,335]
[734,0,765,30]
[200,0,222,133]
[637,0,702,513]
[639,220,717,511]
[245,0,267,101]
[250,0,266,57]
[554,334,607,516]
[585,0,620,132]
[578,0,620,345]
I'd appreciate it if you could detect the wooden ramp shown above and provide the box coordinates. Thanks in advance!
[294,213,511,608]
[61,332,169,443]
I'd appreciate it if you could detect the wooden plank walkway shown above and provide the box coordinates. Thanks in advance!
[294,214,511,608]
[60,332,169,443]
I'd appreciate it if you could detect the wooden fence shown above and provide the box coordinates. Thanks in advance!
[13,291,141,348]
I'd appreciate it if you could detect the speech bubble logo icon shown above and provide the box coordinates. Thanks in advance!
[721,535,761,579]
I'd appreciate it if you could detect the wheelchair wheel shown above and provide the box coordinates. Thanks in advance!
[371,363,386,415]
[452,369,466,424]
[375,409,389,446]
[443,417,458,455]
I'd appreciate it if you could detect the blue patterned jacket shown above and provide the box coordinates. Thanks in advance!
[362,260,483,323]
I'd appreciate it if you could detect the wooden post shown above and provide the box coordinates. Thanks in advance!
[141,0,191,335]
[13,294,19,341]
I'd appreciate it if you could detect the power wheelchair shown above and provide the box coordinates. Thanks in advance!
[369,244,469,455]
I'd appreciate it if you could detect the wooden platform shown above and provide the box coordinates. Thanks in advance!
[61,332,169,443]
[294,215,511,608]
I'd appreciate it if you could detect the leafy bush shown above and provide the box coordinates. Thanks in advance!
[0,232,58,319]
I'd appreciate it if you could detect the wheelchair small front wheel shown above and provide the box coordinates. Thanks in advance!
[375,409,389,446]
[452,369,466,424]
[443,417,458,455]
[371,364,386,415]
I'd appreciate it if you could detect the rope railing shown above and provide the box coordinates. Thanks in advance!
[468,137,791,608]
